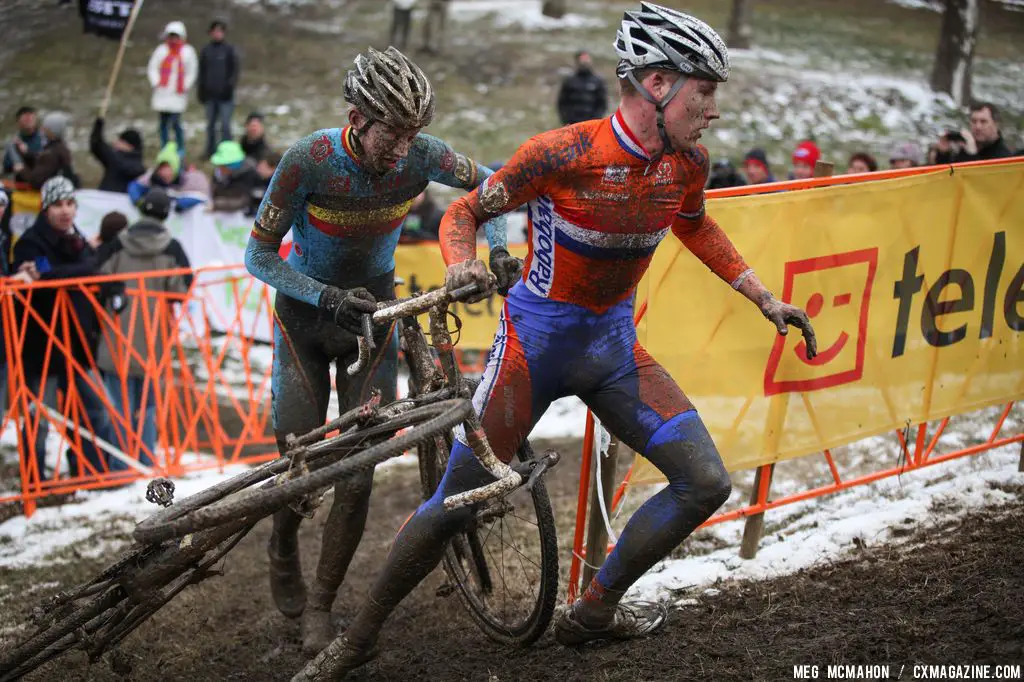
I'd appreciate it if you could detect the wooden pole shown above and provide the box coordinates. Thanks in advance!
[581,436,621,588]
[740,157,835,560]
[99,0,146,119]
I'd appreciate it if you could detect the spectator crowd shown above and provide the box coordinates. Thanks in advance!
[0,5,1020,494]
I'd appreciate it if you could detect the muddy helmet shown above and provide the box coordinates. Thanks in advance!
[614,2,729,83]
[344,46,435,129]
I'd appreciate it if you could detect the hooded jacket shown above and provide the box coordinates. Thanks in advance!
[96,218,192,376]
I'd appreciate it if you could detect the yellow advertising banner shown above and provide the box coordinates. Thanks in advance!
[393,242,528,350]
[630,162,1024,479]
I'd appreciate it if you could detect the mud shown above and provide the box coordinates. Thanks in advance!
[1,442,1021,682]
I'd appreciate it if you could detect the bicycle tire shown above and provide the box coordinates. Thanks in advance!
[422,434,559,647]
[134,399,472,544]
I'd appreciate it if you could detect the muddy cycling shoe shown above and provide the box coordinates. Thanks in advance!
[553,600,668,646]
[291,636,378,682]
[267,546,307,619]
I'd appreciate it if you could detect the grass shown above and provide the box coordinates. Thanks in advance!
[0,0,1021,190]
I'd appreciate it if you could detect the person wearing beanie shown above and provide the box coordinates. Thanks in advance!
[3,106,46,181]
[147,20,199,151]
[791,140,821,180]
[743,147,775,184]
[128,142,210,211]
[23,112,79,190]
[90,117,146,193]
[11,176,119,479]
[889,141,922,169]
[198,17,241,159]
[96,186,191,466]
[211,140,263,215]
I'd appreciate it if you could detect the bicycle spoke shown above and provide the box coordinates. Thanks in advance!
[506,507,540,529]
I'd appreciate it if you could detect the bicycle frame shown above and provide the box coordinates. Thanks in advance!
[356,283,536,511]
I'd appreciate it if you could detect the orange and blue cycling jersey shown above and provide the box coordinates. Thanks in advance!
[442,109,750,314]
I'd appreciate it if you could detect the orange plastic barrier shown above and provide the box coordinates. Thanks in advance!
[0,266,280,516]
[0,263,494,518]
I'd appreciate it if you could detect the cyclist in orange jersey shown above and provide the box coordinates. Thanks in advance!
[295,5,817,678]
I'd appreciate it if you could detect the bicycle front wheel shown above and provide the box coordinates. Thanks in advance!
[421,436,559,647]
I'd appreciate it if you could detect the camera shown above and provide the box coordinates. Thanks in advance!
[944,130,965,143]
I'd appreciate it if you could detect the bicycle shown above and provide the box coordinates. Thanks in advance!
[0,280,560,680]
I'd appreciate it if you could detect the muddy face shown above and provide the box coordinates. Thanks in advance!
[349,110,422,175]
[662,78,719,150]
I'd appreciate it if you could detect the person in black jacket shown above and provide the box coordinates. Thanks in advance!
[89,118,145,193]
[198,18,240,159]
[239,111,268,162]
[933,102,1015,164]
[10,177,120,480]
[557,51,608,126]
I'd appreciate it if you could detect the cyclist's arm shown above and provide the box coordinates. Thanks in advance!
[440,132,561,265]
[244,134,324,307]
[421,135,507,251]
[670,147,756,295]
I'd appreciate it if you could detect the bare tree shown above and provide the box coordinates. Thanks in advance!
[542,0,567,19]
[727,0,753,50]
[930,0,979,106]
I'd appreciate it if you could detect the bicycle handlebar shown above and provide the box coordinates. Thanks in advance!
[346,277,496,377]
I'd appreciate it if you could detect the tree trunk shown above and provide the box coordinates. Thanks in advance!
[727,0,753,50]
[542,0,567,19]
[930,0,979,106]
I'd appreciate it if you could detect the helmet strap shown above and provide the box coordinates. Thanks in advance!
[625,70,687,172]
[350,113,378,154]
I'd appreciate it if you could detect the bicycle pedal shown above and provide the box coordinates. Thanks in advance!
[435,583,457,598]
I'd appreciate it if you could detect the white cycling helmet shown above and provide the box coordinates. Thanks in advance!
[614,3,729,82]
[613,3,728,164]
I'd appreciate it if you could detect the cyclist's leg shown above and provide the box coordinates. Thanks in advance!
[303,324,399,647]
[268,295,333,618]
[340,302,558,655]
[573,341,731,630]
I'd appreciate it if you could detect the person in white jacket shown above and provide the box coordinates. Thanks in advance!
[147,21,198,153]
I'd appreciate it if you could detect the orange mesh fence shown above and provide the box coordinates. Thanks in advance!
[0,266,279,516]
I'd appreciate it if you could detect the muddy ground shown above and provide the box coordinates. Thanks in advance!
[1,437,1022,682]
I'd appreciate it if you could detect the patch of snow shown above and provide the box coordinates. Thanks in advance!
[0,463,251,569]
[630,443,1022,603]
[449,0,606,30]
[531,397,588,440]
[886,0,943,11]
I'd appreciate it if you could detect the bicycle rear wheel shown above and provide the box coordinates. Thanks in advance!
[135,400,471,544]
[421,435,559,647]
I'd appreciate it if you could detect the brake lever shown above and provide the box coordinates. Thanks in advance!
[525,450,560,492]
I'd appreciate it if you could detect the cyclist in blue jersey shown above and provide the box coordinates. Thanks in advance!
[244,46,512,653]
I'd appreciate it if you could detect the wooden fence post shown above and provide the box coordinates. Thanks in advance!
[581,437,621,588]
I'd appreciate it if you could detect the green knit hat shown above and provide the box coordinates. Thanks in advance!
[211,140,246,168]
[154,142,181,176]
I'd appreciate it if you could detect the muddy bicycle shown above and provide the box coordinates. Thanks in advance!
[0,280,560,680]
